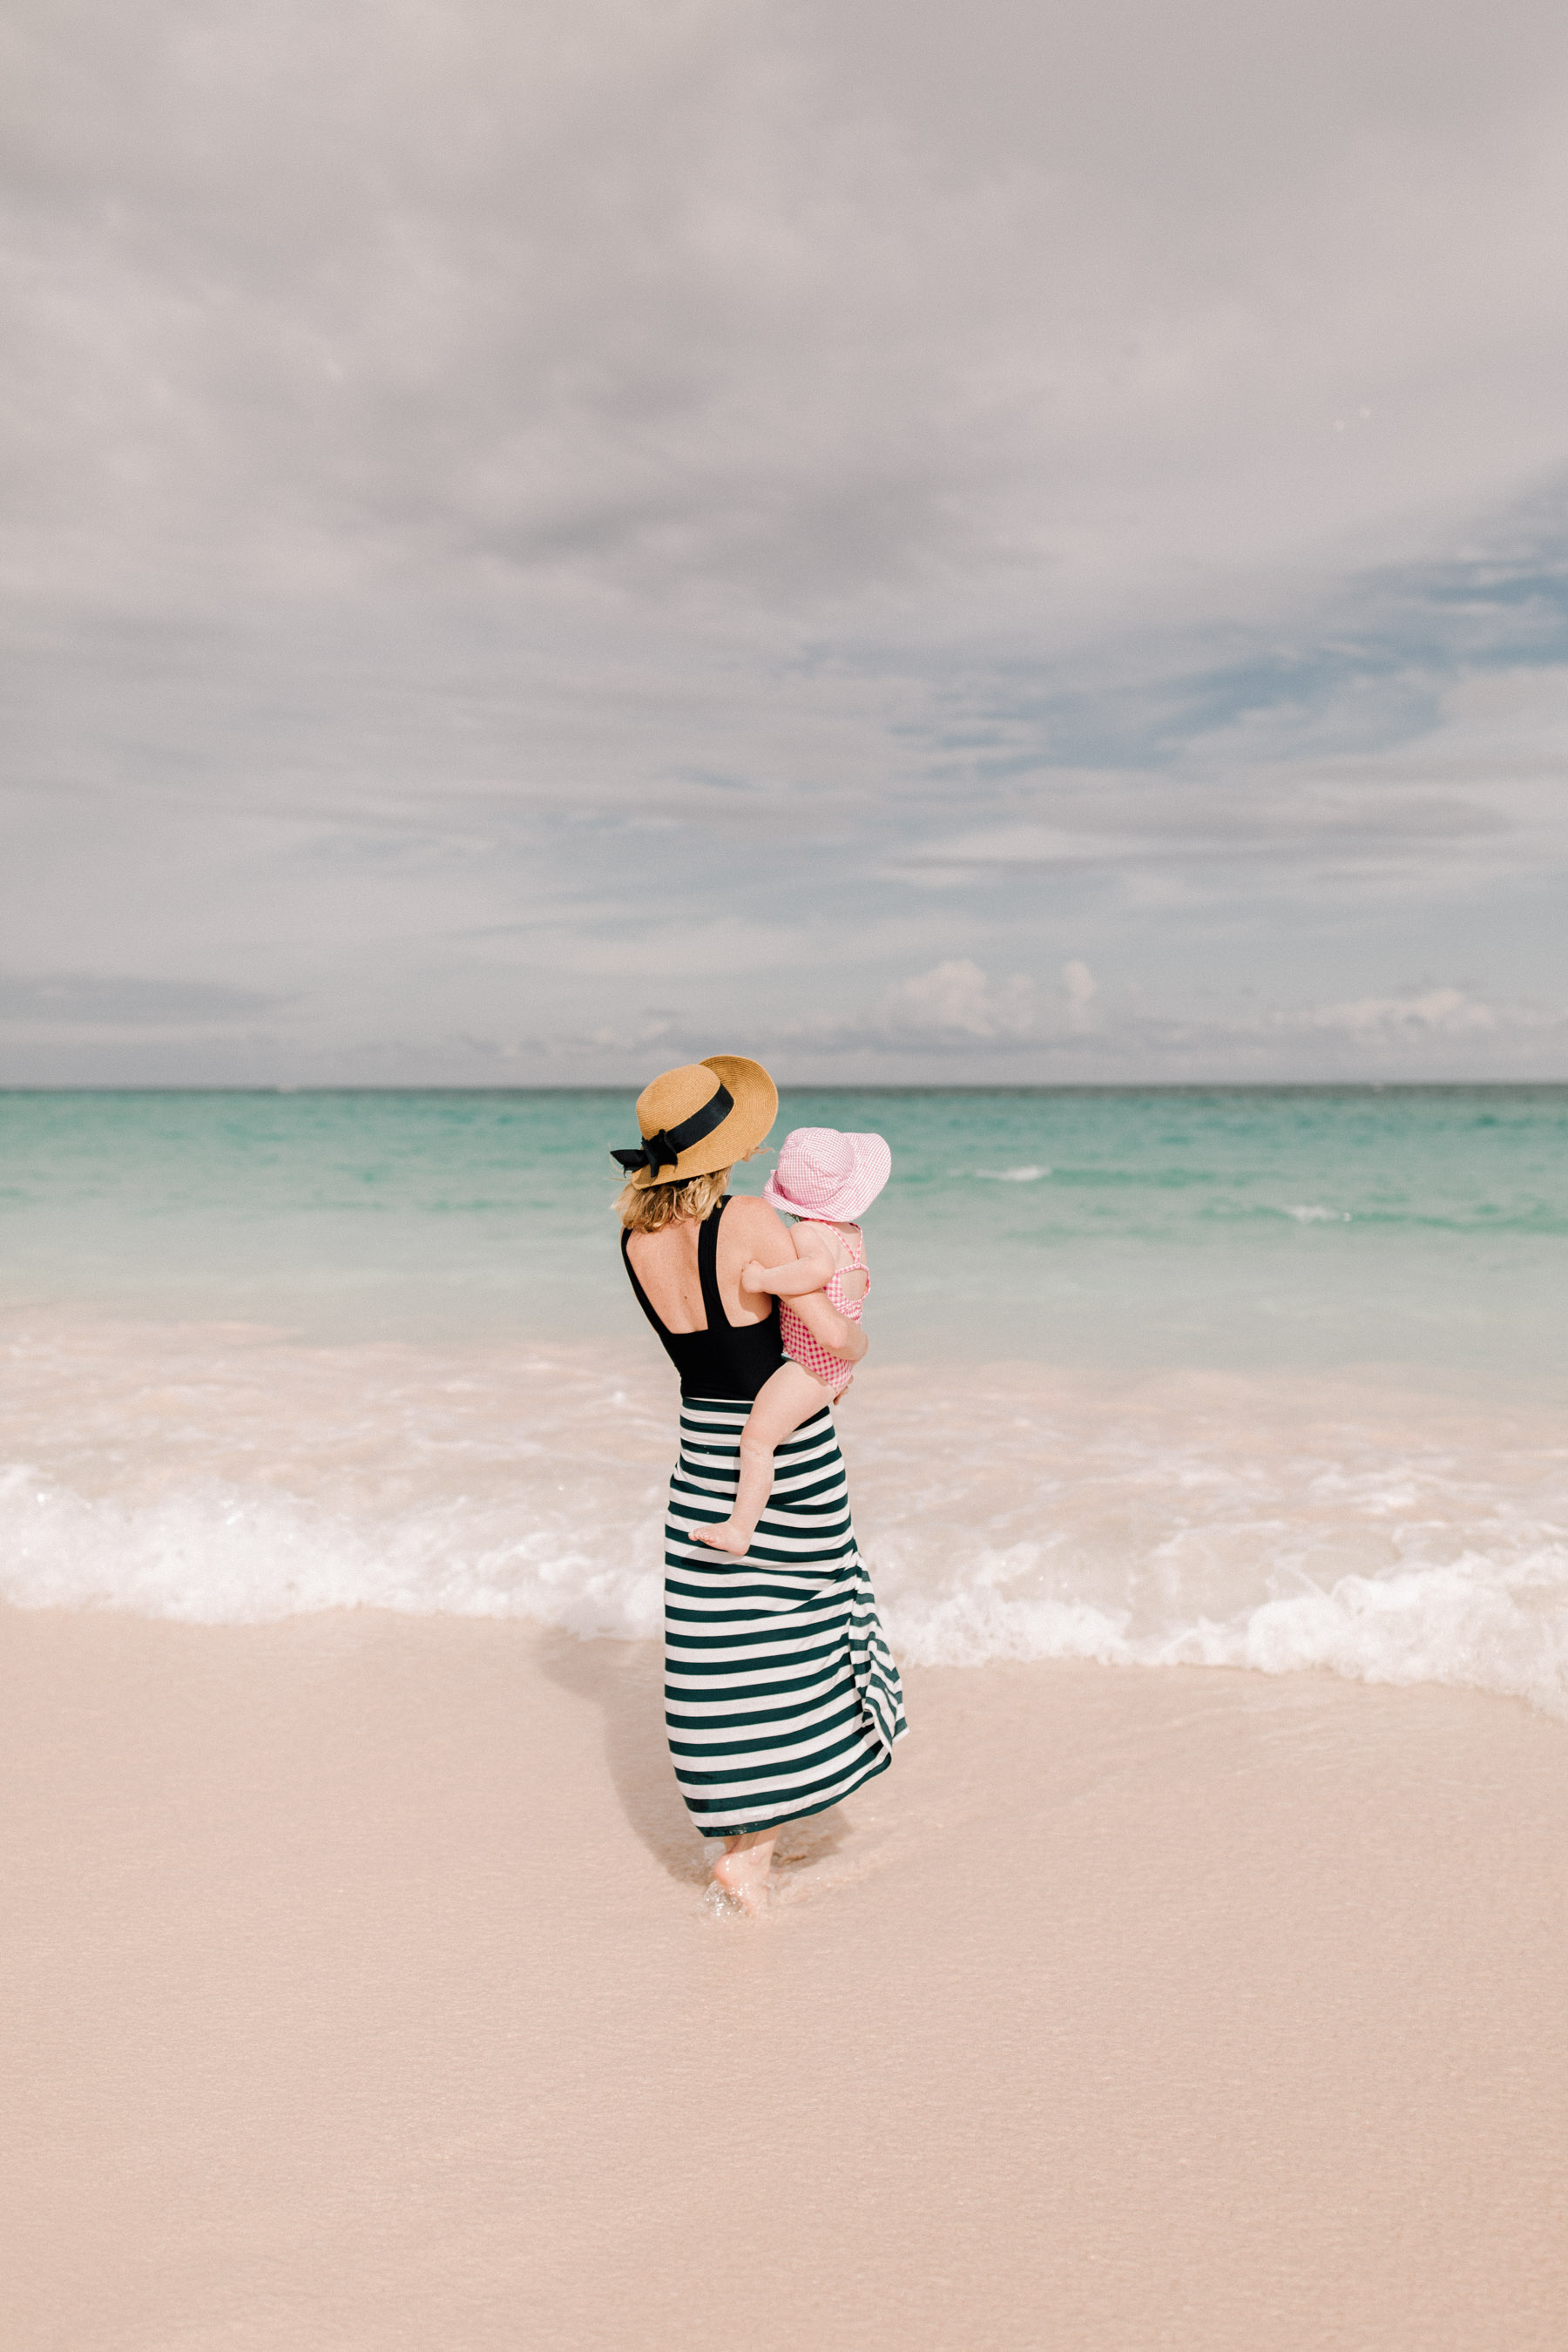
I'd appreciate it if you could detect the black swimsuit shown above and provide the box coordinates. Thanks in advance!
[621,1195,784,1400]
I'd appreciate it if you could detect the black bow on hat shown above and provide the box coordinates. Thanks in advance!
[611,1080,733,1176]
[612,1125,679,1176]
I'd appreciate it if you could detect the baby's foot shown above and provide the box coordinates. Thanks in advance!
[697,1519,753,1555]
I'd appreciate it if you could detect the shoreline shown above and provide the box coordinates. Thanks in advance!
[4,1603,1565,2349]
[6,1310,1567,1722]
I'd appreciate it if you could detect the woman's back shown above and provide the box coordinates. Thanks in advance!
[623,1193,793,1398]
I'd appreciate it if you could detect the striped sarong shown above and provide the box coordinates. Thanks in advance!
[665,1396,909,1838]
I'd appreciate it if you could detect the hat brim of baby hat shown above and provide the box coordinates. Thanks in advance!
[763,1131,891,1222]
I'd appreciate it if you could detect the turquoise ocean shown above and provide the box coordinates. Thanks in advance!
[3,1087,1565,1712]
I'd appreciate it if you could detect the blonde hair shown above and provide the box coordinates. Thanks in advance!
[617,1165,733,1233]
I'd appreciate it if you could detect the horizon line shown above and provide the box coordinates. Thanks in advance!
[3,1080,1566,1099]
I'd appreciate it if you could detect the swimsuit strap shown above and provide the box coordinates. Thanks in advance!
[696,1194,730,1330]
[823,1223,868,1308]
[798,1217,862,1266]
[620,1227,667,1337]
[623,1203,733,1337]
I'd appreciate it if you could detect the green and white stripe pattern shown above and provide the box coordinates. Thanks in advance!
[665,1396,909,1839]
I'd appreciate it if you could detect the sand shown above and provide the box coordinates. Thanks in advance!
[3,1604,1565,2352]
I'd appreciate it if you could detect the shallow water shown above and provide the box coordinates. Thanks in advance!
[4,1085,1565,1378]
[2,1088,1565,1713]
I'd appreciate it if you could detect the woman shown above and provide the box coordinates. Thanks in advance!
[614,1053,908,1912]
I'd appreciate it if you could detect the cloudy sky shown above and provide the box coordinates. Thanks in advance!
[3,0,1567,1084]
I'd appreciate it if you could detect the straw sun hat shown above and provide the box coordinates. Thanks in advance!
[610,1055,779,1189]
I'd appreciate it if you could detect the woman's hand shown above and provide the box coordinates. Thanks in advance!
[790,1290,868,1362]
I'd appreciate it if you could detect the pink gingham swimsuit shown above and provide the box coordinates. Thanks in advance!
[779,1223,868,1396]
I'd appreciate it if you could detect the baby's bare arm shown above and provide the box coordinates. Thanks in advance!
[740,1223,837,1299]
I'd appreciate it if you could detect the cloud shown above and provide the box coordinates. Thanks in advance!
[3,0,1568,1083]
[877,959,1038,1041]
[1063,961,1098,1031]
[747,963,1568,1083]
[9,0,1568,624]
[1159,984,1568,1071]
[843,957,1100,1054]
[1271,988,1538,1043]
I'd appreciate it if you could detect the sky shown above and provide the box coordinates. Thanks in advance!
[3,0,1567,1085]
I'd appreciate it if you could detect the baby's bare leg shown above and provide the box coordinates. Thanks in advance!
[696,1363,832,1555]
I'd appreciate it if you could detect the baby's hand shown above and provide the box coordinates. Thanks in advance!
[740,1258,772,1292]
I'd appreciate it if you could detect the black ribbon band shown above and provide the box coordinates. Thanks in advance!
[611,1080,734,1177]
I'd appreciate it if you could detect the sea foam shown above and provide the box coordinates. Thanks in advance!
[3,1315,1566,1721]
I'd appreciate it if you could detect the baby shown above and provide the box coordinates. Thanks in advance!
[698,1125,890,1557]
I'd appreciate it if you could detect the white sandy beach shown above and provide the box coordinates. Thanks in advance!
[4,1603,1565,2351]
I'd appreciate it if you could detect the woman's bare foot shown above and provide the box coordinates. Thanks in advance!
[697,1520,753,1554]
[712,1833,779,1915]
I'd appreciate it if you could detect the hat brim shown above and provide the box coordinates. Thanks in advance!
[761,1132,891,1222]
[624,1053,779,1188]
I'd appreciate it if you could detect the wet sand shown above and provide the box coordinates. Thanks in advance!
[3,1603,1565,2351]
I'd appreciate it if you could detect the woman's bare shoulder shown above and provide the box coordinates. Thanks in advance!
[788,1219,847,1262]
[725,1193,793,1243]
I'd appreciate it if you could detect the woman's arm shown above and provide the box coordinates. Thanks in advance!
[724,1200,863,1359]
[740,1224,837,1300]
[787,1287,868,1363]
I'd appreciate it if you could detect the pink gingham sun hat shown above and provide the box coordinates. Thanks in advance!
[762,1126,892,1223]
